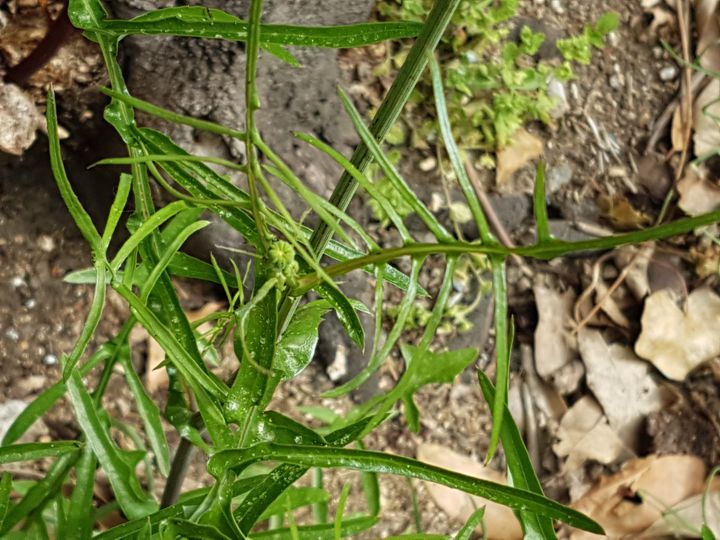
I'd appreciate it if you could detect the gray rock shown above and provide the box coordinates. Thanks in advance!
[546,162,573,193]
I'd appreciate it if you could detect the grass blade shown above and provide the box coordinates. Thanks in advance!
[478,372,557,539]
[533,162,553,244]
[0,473,11,532]
[208,444,604,534]
[486,257,509,463]
[0,441,81,464]
[429,55,493,244]
[334,483,351,540]
[454,506,485,540]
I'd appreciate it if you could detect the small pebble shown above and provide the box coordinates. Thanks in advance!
[419,156,437,172]
[609,74,623,89]
[659,65,679,81]
[550,0,564,14]
[548,77,569,117]
[607,31,620,48]
[5,328,19,342]
[547,163,574,193]
[24,298,37,309]
[10,276,25,288]
[43,354,58,366]
[37,234,55,252]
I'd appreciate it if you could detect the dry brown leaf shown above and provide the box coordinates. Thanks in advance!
[145,301,225,393]
[570,455,706,539]
[648,6,677,33]
[496,128,543,187]
[0,82,42,155]
[553,396,629,472]
[614,245,653,300]
[677,165,720,215]
[640,477,720,538]
[598,196,652,230]
[693,79,720,158]
[671,105,690,154]
[578,329,670,451]
[533,285,577,380]
[696,0,720,71]
[416,443,523,539]
[635,288,720,380]
[594,277,632,329]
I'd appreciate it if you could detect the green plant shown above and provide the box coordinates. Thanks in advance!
[3,0,720,538]
[377,0,618,149]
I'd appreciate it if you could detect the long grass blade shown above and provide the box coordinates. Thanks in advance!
[478,372,557,539]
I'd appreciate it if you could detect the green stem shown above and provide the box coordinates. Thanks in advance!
[293,208,720,292]
[245,0,270,254]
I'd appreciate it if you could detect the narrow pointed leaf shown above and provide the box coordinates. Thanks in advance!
[534,162,553,244]
[208,444,603,533]
[478,372,557,539]
[80,7,422,48]
[119,351,171,476]
[0,473,11,533]
[66,370,158,519]
[274,301,332,380]
[0,441,82,464]
[66,445,98,539]
[47,90,103,255]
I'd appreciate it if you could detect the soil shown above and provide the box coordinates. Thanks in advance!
[1,0,719,538]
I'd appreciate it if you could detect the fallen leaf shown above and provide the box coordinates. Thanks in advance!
[613,245,653,300]
[598,195,652,230]
[696,0,720,72]
[693,79,720,158]
[640,477,720,538]
[553,396,629,472]
[0,82,42,155]
[671,104,690,154]
[594,275,632,329]
[677,165,720,215]
[648,6,676,33]
[578,329,670,451]
[496,128,543,188]
[635,288,720,380]
[416,443,523,539]
[570,455,706,539]
[533,285,577,380]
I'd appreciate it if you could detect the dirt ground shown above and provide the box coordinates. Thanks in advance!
[1,0,719,538]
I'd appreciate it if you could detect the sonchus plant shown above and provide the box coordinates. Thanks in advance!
[378,0,619,149]
[2,0,718,538]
